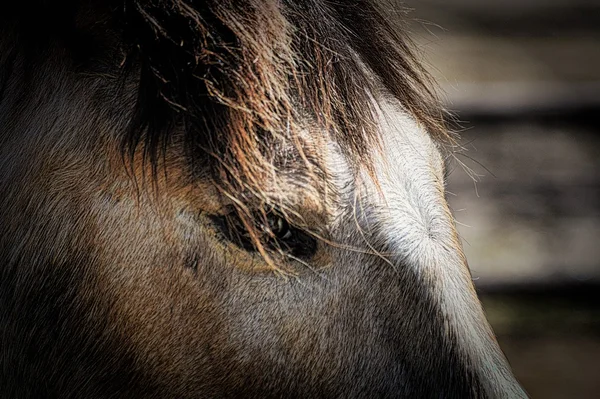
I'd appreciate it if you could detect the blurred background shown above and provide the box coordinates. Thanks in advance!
[402,0,600,397]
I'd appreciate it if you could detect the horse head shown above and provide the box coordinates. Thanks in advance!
[0,1,526,397]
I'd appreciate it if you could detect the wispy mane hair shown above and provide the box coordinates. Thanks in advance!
[121,0,447,184]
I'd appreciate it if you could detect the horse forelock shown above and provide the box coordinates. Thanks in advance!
[108,0,448,265]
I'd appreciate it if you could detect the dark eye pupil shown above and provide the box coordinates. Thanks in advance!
[267,216,291,240]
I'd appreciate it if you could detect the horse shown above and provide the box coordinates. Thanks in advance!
[0,1,527,397]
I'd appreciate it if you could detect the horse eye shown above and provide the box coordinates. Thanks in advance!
[267,215,292,240]
[209,209,317,260]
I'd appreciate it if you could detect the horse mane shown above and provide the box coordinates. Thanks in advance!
[123,0,447,257]
[120,0,446,173]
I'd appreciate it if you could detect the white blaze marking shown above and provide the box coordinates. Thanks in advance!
[360,98,527,398]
